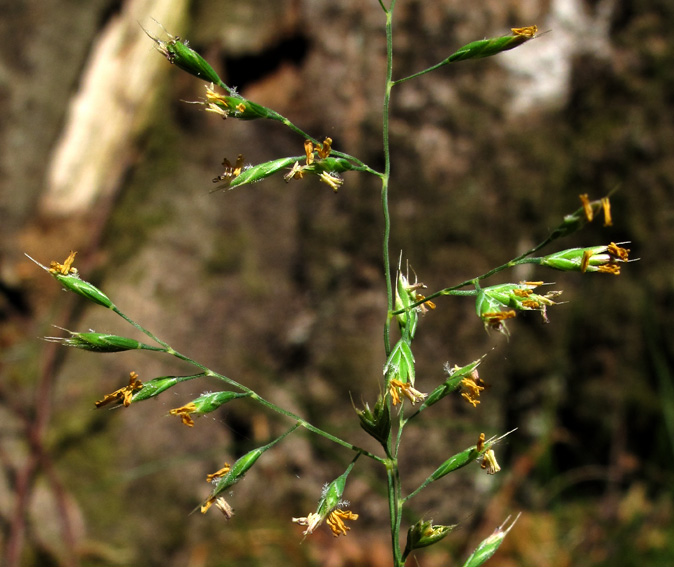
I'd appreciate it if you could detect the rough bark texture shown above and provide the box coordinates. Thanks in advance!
[1,1,672,566]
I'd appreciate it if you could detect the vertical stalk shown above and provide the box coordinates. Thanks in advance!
[390,406,406,567]
[381,2,396,358]
[386,459,404,567]
[382,3,403,566]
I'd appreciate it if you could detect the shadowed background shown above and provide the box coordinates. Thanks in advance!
[1,0,673,566]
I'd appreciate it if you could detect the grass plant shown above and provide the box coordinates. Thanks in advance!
[30,3,633,565]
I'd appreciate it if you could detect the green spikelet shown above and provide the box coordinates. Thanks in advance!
[447,26,537,63]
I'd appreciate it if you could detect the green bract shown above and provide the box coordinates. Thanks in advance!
[315,461,355,518]
[429,445,481,481]
[206,91,274,120]
[419,357,484,411]
[311,156,357,175]
[395,273,419,338]
[230,99,272,120]
[55,274,116,309]
[158,33,221,84]
[207,427,298,500]
[356,396,391,446]
[192,391,251,414]
[475,288,509,318]
[210,447,264,498]
[462,515,521,567]
[131,374,205,402]
[540,243,630,275]
[447,26,537,62]
[25,253,116,309]
[45,331,163,353]
[475,281,561,334]
[228,157,301,189]
[384,338,416,385]
[405,519,456,554]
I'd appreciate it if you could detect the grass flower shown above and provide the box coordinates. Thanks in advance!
[355,395,390,445]
[481,309,517,334]
[169,391,250,426]
[49,250,78,275]
[293,462,357,537]
[601,197,612,226]
[389,378,427,406]
[460,373,485,407]
[541,242,631,275]
[293,506,359,537]
[579,194,614,227]
[318,171,344,192]
[169,403,197,426]
[201,496,235,519]
[143,26,221,84]
[212,154,245,185]
[326,509,359,536]
[480,449,501,474]
[206,463,231,483]
[200,465,235,518]
[405,519,456,554]
[203,84,271,120]
[446,26,538,63]
[283,138,346,191]
[95,372,143,408]
[27,252,116,309]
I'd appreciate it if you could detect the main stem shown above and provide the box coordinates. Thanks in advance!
[381,4,395,359]
[382,3,404,566]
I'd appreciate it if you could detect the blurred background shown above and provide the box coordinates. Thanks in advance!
[1,0,673,566]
